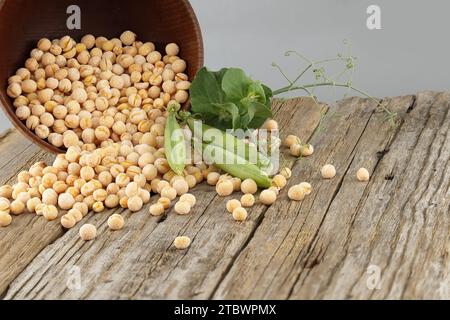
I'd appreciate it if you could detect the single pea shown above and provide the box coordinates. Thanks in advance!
[272,175,287,189]
[161,186,177,201]
[42,204,58,220]
[321,164,336,179]
[232,207,248,222]
[241,179,257,194]
[259,189,277,206]
[120,31,136,46]
[240,194,255,207]
[172,179,189,196]
[128,195,143,212]
[290,144,302,157]
[206,172,220,186]
[73,202,89,216]
[174,201,191,215]
[357,168,370,182]
[107,214,125,231]
[61,214,76,229]
[179,193,196,207]
[139,189,151,204]
[58,193,75,210]
[0,211,12,227]
[226,199,241,213]
[149,203,165,216]
[185,175,197,189]
[297,182,312,195]
[171,59,186,74]
[79,223,97,241]
[0,185,13,199]
[125,181,140,197]
[288,185,306,201]
[262,119,278,131]
[105,194,120,208]
[300,144,314,156]
[284,135,300,147]
[280,167,292,179]
[92,201,105,213]
[216,180,234,197]
[231,177,241,192]
[10,200,25,215]
[174,236,191,250]
[68,208,83,223]
[165,43,180,56]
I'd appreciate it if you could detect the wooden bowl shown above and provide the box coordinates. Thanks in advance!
[0,0,203,154]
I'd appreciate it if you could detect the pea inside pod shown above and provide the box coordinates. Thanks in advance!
[164,102,186,175]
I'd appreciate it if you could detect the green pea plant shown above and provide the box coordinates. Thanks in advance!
[165,44,397,181]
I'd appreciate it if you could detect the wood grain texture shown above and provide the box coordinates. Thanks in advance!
[0,130,57,296]
[0,93,449,300]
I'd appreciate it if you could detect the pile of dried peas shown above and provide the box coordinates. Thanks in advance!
[0,31,371,249]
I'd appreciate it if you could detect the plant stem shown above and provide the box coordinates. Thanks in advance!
[273,82,395,117]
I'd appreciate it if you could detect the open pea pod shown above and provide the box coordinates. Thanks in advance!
[164,103,186,175]
[187,118,273,174]
[200,141,272,188]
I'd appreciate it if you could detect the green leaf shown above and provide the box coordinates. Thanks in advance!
[247,101,273,128]
[212,102,241,130]
[247,81,267,104]
[212,68,228,84]
[190,67,225,115]
[221,68,251,101]
[189,66,274,130]
[261,84,273,108]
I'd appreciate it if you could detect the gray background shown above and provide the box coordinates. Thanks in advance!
[1,0,448,130]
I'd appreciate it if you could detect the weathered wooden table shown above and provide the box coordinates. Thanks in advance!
[0,91,448,300]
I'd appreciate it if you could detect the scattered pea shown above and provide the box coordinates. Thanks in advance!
[259,189,277,205]
[128,195,143,212]
[240,194,255,207]
[321,164,336,179]
[107,214,125,230]
[216,180,234,197]
[179,193,196,207]
[226,199,241,213]
[0,211,12,227]
[357,168,370,182]
[149,203,165,216]
[280,167,292,179]
[241,179,257,194]
[42,204,58,220]
[232,207,248,221]
[288,185,306,201]
[61,214,76,229]
[174,236,191,249]
[174,201,191,215]
[272,175,287,189]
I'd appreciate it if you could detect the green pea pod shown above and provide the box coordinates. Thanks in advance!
[164,103,186,175]
[200,141,272,188]
[187,118,273,174]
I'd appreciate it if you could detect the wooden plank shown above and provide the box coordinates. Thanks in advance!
[3,92,448,300]
[0,130,58,297]
[3,98,327,299]
[214,92,450,299]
